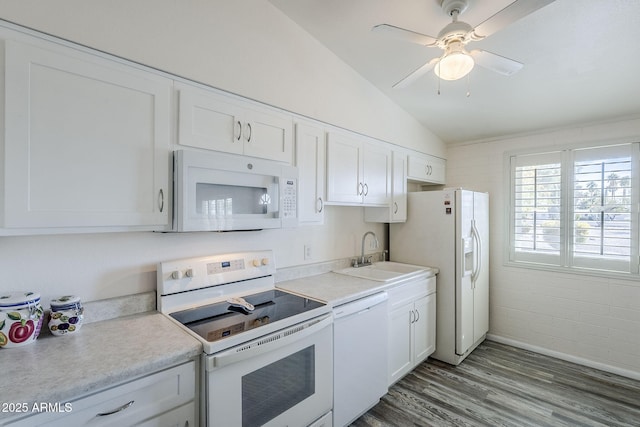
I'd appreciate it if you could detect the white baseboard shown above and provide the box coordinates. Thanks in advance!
[486,334,640,381]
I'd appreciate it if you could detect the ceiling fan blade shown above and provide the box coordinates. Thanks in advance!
[372,24,437,46]
[393,58,439,89]
[470,50,523,76]
[471,0,556,40]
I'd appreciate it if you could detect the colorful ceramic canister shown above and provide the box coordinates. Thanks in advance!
[0,291,45,348]
[49,295,84,336]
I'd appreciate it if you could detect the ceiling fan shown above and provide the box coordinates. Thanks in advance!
[373,0,556,88]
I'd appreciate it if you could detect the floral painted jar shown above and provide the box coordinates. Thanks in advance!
[0,291,44,348]
[48,295,84,336]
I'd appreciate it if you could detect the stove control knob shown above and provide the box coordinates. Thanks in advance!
[252,259,260,267]
[171,270,182,280]
[261,258,269,266]
[185,268,194,278]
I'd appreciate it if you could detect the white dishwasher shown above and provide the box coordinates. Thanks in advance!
[333,291,388,427]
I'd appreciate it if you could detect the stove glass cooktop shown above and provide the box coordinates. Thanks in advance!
[170,289,324,343]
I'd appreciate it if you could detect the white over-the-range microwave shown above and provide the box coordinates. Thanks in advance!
[173,149,298,232]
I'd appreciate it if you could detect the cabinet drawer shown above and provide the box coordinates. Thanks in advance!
[387,277,436,308]
[5,362,196,426]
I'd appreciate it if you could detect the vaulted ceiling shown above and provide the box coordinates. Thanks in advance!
[269,0,640,143]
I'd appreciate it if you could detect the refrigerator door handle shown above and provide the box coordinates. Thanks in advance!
[470,219,482,287]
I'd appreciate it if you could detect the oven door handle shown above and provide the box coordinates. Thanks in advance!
[206,314,332,371]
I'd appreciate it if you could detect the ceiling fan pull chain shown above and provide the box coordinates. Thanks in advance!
[437,62,441,95]
[466,72,471,97]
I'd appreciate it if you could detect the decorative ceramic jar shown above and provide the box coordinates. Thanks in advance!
[0,291,44,348]
[48,295,84,336]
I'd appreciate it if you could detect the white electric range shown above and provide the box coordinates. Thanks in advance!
[157,250,333,427]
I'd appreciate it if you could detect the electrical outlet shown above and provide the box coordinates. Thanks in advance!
[304,245,312,260]
[368,239,378,250]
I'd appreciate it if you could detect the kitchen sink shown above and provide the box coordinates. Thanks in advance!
[334,262,427,282]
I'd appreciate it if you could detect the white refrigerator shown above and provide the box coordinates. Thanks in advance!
[390,189,489,365]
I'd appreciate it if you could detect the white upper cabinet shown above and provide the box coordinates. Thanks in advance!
[407,152,446,184]
[365,149,407,223]
[1,38,172,232]
[295,120,326,225]
[176,82,293,163]
[326,131,391,206]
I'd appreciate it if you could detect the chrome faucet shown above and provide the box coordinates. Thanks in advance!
[355,231,379,267]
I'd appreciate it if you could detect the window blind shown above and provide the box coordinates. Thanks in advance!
[508,143,639,276]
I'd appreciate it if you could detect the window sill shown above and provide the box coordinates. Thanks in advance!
[504,259,640,283]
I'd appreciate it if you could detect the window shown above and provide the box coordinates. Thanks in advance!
[508,143,639,276]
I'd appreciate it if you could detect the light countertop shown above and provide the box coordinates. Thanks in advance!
[277,268,438,306]
[0,312,202,421]
[0,262,437,422]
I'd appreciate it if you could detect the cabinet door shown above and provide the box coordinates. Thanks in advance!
[407,153,446,184]
[3,40,171,230]
[413,293,436,363]
[137,402,195,427]
[176,83,244,155]
[243,106,293,163]
[388,302,413,386]
[295,121,326,224]
[364,149,406,223]
[177,83,293,163]
[391,150,407,221]
[362,142,392,206]
[326,132,363,204]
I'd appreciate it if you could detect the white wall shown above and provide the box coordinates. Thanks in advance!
[0,1,442,306]
[446,117,640,378]
[0,0,444,156]
[0,206,382,304]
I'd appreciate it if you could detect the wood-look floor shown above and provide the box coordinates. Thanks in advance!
[351,340,640,427]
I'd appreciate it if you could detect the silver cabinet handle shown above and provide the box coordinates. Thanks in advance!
[414,309,420,323]
[316,197,324,213]
[363,183,369,196]
[358,182,363,195]
[409,310,414,324]
[245,122,252,142]
[393,201,398,214]
[97,400,134,417]
[158,189,164,213]
[235,120,242,141]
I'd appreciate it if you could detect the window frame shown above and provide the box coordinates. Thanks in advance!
[505,139,640,279]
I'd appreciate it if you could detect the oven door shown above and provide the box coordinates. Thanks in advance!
[204,314,333,427]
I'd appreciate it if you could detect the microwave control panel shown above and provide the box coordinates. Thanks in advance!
[282,178,297,219]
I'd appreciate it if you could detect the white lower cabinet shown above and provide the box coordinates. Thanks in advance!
[4,361,196,427]
[387,277,436,386]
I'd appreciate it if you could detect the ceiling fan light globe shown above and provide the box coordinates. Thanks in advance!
[435,51,474,80]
